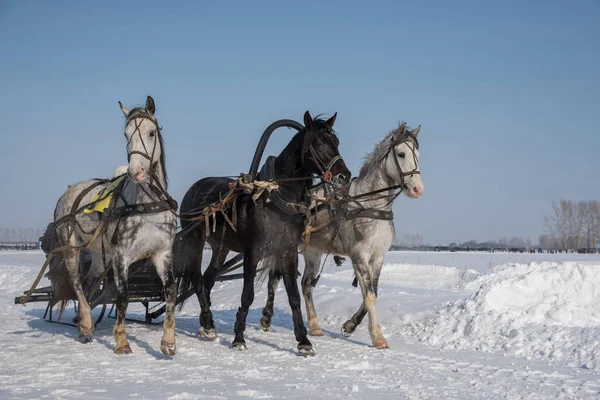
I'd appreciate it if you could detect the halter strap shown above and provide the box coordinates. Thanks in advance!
[306,142,344,182]
[381,134,420,190]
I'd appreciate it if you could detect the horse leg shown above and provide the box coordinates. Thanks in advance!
[63,248,94,343]
[301,248,323,336]
[342,255,388,348]
[232,251,258,350]
[153,249,177,356]
[259,267,280,332]
[199,245,229,340]
[281,251,314,356]
[113,255,132,354]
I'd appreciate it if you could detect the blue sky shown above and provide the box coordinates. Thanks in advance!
[1,0,598,245]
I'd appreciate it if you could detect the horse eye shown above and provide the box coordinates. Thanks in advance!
[398,152,405,158]
[149,131,155,138]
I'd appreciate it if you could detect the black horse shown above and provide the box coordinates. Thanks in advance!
[177,111,350,355]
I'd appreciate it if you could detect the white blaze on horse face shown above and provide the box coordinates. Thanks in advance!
[389,141,424,199]
[125,118,159,183]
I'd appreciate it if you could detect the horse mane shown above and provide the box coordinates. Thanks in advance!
[359,121,419,179]
[125,108,168,187]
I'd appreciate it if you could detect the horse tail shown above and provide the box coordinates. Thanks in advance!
[46,250,75,313]
[174,229,204,312]
[255,255,280,289]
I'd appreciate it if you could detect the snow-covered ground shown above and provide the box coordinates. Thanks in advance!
[2,250,600,399]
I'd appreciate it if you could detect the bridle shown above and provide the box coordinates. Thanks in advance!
[381,133,420,191]
[122,113,178,211]
[125,113,161,179]
[303,128,344,183]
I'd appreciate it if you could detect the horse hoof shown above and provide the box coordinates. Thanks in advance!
[232,341,248,351]
[115,344,132,354]
[341,322,355,338]
[78,334,93,344]
[374,340,389,349]
[310,329,324,337]
[161,341,177,356]
[259,319,271,332]
[298,344,315,357]
[198,327,218,341]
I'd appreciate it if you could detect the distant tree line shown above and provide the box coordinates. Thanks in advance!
[541,200,600,250]
[448,237,532,250]
[0,227,44,243]
[398,234,424,247]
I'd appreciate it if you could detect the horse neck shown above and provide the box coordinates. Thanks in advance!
[273,132,309,199]
[352,156,395,210]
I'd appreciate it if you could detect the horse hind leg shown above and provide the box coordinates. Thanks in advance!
[153,249,177,356]
[62,248,95,343]
[113,255,132,354]
[260,267,281,332]
[301,248,324,336]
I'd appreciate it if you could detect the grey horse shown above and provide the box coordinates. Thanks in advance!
[50,96,178,355]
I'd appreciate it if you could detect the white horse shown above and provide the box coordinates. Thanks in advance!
[260,122,423,348]
[50,96,178,355]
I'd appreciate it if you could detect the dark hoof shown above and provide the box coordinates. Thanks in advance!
[232,341,248,351]
[341,321,356,338]
[298,344,315,357]
[259,317,271,332]
[78,333,93,344]
[198,327,218,341]
[161,341,177,356]
[115,344,132,354]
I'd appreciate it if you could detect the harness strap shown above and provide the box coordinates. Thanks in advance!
[346,208,394,221]
[112,200,174,218]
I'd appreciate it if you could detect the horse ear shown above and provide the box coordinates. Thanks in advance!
[393,122,407,140]
[325,112,337,130]
[119,101,130,117]
[303,111,313,129]
[411,125,421,137]
[146,96,156,116]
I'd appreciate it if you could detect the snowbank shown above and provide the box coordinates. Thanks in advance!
[410,262,600,369]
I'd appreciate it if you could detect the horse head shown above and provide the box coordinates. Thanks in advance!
[384,122,423,199]
[302,111,351,186]
[118,96,165,185]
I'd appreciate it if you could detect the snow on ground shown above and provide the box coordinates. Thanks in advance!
[402,262,600,370]
[2,250,600,399]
